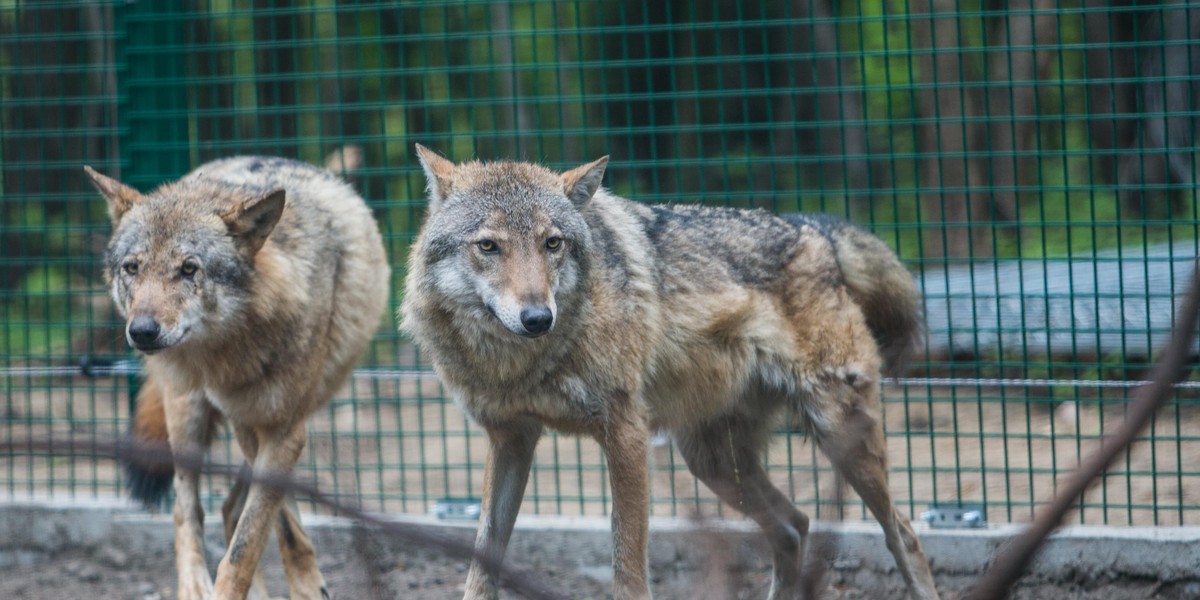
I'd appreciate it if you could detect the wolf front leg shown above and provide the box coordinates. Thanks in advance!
[463,420,543,600]
[225,423,322,600]
[162,391,220,600]
[212,422,309,600]
[599,410,652,600]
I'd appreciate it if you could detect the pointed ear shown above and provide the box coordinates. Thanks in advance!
[84,166,145,224]
[561,156,608,207]
[220,189,286,256]
[414,143,456,212]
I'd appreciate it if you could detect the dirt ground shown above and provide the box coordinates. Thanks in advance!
[0,524,1192,600]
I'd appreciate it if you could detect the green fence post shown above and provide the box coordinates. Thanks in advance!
[114,3,190,422]
[120,2,190,190]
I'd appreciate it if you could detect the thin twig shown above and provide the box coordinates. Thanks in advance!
[0,435,567,600]
[964,261,1200,600]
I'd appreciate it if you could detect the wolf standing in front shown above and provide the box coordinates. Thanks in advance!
[86,155,390,600]
[401,145,940,600]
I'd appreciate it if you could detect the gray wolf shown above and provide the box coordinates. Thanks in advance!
[401,144,939,600]
[86,151,389,600]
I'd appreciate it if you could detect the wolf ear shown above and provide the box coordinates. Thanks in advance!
[220,189,286,256]
[561,156,608,207]
[414,143,456,212]
[84,166,145,225]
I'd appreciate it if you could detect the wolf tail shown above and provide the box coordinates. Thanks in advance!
[785,214,924,376]
[829,223,923,376]
[124,375,175,506]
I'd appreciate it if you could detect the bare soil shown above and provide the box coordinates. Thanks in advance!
[0,526,1188,600]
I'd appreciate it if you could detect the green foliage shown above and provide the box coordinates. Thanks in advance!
[2,0,1197,361]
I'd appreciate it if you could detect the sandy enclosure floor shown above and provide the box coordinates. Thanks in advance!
[4,368,1200,527]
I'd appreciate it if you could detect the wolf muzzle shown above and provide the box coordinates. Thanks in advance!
[127,315,166,352]
[519,305,554,336]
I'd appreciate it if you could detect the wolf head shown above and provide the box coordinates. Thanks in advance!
[85,166,285,354]
[411,144,607,338]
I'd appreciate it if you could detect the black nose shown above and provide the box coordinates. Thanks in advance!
[519,306,554,335]
[127,316,161,346]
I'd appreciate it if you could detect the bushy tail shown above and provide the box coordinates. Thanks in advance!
[124,375,174,506]
[831,225,923,376]
[785,214,924,376]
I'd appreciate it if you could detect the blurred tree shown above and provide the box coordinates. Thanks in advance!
[1,1,117,289]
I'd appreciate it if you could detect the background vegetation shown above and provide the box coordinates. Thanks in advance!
[2,0,1197,359]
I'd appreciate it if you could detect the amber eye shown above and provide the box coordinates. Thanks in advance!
[477,239,499,254]
[545,237,564,252]
[180,260,199,278]
[122,261,139,276]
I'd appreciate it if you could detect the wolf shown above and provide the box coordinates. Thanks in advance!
[401,145,940,600]
[86,152,390,600]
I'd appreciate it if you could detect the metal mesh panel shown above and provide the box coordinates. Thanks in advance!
[2,1,1198,526]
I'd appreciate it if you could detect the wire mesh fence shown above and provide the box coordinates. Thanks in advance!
[2,1,1198,527]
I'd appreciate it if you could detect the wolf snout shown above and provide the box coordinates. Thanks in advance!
[126,315,171,352]
[519,305,554,336]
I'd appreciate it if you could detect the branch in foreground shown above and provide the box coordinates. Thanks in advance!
[964,261,1200,600]
[0,435,567,600]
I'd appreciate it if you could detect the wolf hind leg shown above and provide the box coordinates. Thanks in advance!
[675,416,811,600]
[812,384,939,600]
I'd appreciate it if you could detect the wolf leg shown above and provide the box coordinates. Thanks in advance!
[163,390,218,600]
[675,417,810,600]
[212,423,309,600]
[275,495,330,600]
[463,419,542,600]
[599,412,652,600]
[222,472,273,600]
[814,386,939,600]
[223,426,273,600]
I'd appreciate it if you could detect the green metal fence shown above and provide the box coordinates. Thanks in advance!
[2,1,1199,527]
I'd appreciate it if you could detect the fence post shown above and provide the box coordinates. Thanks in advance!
[120,2,190,190]
[113,2,190,420]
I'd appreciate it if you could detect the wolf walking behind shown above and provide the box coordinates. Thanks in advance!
[87,151,390,600]
[401,145,940,600]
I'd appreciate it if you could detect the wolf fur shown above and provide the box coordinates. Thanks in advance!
[87,152,389,600]
[401,145,939,600]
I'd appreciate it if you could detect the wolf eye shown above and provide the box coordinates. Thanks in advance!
[545,237,564,252]
[477,239,499,254]
[180,260,199,278]
[122,261,139,276]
